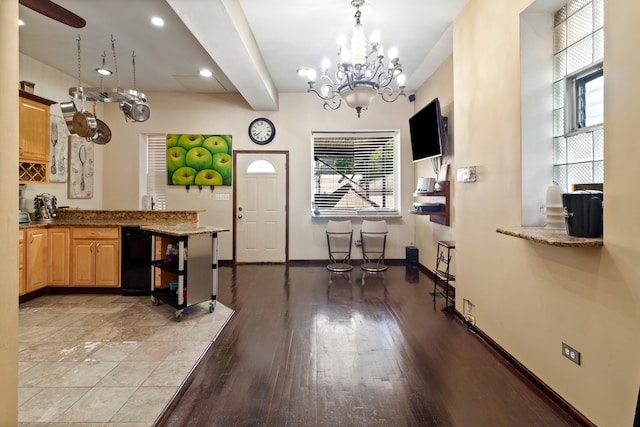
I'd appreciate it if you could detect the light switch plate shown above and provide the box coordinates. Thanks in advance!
[457,166,477,183]
[215,193,230,201]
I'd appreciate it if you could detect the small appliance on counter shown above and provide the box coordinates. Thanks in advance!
[562,190,603,238]
[19,211,31,224]
[19,184,30,224]
[33,193,57,221]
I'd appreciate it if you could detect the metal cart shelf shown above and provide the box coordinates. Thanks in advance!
[142,224,229,321]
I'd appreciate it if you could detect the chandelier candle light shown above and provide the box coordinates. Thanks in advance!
[298,0,406,117]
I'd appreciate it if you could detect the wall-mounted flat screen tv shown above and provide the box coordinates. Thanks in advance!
[409,97,447,162]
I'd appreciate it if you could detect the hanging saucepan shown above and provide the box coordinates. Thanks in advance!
[72,105,97,138]
[119,90,151,122]
[92,118,112,145]
[60,100,77,134]
[120,98,151,122]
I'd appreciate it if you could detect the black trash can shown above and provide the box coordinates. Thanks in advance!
[406,246,418,267]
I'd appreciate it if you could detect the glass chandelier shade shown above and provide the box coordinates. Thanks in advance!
[299,0,406,117]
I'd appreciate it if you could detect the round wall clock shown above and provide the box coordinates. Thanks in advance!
[248,117,276,145]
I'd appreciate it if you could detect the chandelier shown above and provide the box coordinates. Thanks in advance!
[298,0,406,117]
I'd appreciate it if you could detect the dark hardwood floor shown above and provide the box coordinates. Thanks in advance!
[158,265,580,427]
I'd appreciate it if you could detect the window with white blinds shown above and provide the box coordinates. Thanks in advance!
[145,134,167,210]
[312,131,399,216]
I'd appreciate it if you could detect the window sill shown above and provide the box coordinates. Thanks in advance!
[496,226,603,247]
[312,210,401,219]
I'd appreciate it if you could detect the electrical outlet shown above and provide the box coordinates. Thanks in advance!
[562,342,581,365]
[463,299,476,326]
[355,239,362,247]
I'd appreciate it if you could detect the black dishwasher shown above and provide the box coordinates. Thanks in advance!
[121,227,152,296]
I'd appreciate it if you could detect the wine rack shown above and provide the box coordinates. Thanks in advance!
[19,162,48,183]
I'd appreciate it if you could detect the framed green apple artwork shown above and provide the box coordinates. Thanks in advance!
[167,133,232,186]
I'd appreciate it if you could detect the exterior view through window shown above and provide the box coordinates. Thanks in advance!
[312,131,399,217]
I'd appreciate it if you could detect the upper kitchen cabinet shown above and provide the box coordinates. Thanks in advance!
[19,90,56,183]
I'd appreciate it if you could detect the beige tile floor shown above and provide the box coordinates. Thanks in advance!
[18,294,233,426]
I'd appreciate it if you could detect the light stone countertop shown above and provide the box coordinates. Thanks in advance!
[496,226,603,247]
[140,224,230,237]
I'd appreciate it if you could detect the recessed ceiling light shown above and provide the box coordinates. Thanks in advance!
[151,16,164,27]
[18,19,25,26]
[200,69,213,77]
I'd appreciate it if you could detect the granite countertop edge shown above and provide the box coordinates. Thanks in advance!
[496,226,603,247]
[19,210,205,230]
[140,224,230,236]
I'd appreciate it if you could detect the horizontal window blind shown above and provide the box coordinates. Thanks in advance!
[312,132,398,215]
[146,134,167,210]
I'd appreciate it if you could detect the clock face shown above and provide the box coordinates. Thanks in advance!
[248,118,275,145]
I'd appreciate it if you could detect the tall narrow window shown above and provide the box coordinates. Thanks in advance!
[145,134,167,210]
[312,131,399,217]
[553,0,605,192]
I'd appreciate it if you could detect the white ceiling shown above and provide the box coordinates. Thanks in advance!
[18,0,467,111]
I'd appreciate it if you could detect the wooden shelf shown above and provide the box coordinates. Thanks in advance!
[411,181,450,226]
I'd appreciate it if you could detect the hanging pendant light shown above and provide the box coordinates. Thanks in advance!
[298,0,406,117]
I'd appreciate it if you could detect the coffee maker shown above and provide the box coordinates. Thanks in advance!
[562,191,603,238]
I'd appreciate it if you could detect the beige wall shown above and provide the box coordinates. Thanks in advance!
[449,0,640,425]
[100,91,416,260]
[18,60,417,261]
[412,55,456,270]
[1,2,20,425]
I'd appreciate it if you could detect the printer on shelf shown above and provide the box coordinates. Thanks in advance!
[416,177,436,193]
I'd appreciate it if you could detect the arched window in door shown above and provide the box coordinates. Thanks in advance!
[246,159,276,174]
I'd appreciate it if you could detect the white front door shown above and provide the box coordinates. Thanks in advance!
[235,152,287,263]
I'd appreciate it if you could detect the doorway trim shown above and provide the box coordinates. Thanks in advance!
[232,150,289,264]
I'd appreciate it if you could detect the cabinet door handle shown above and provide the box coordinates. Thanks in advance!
[90,242,94,253]
[96,242,100,252]
[30,236,34,244]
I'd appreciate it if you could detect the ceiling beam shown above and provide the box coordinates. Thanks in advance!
[166,0,279,111]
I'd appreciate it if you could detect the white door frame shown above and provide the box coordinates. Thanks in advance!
[233,150,289,264]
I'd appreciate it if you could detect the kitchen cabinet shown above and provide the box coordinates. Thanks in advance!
[25,228,48,293]
[410,180,450,226]
[71,227,120,287]
[19,230,25,296]
[19,90,56,183]
[49,227,70,286]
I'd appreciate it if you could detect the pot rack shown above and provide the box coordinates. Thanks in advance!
[68,86,146,104]
[67,35,149,115]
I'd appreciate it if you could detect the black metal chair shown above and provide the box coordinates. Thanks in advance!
[326,220,353,284]
[360,220,388,285]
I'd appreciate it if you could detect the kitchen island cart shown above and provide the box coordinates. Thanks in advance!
[141,224,229,321]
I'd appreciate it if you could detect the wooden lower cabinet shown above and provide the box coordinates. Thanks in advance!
[19,230,25,296]
[25,228,48,293]
[49,227,70,286]
[71,227,120,287]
